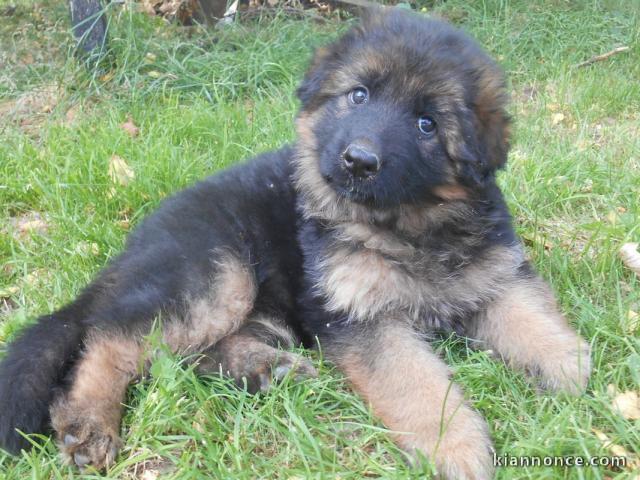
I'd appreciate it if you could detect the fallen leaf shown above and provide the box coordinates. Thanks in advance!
[24,270,47,287]
[606,211,619,225]
[0,286,19,298]
[626,310,639,334]
[108,155,135,186]
[116,219,130,230]
[139,0,157,15]
[191,410,207,434]
[580,178,593,193]
[552,112,565,125]
[120,116,140,137]
[99,71,115,83]
[592,428,630,458]
[620,243,640,275]
[141,470,159,480]
[611,390,640,420]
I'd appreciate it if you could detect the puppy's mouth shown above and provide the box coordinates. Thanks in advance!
[323,171,379,206]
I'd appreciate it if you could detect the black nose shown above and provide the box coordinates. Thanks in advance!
[343,144,380,178]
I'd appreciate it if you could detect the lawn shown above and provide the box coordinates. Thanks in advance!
[0,0,639,478]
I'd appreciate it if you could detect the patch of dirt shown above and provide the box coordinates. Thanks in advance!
[5,211,51,239]
[0,85,62,136]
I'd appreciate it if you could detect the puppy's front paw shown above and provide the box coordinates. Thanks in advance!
[404,405,494,480]
[534,338,591,395]
[433,411,494,480]
[50,398,121,470]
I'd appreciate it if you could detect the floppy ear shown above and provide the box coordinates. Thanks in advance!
[473,70,511,171]
[443,110,491,187]
[296,46,332,108]
[443,76,511,187]
[297,15,374,108]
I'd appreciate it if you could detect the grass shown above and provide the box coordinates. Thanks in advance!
[0,0,639,478]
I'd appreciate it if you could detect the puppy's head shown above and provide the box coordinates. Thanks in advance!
[294,9,510,220]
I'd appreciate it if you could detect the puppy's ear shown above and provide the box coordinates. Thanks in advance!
[444,73,511,187]
[443,111,491,187]
[297,18,371,108]
[473,70,511,171]
[296,46,331,108]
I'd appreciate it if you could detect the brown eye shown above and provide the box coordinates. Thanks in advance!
[417,115,436,135]
[348,87,369,105]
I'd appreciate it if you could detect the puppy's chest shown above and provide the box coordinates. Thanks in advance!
[317,241,519,328]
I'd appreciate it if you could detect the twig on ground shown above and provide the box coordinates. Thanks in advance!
[573,46,630,68]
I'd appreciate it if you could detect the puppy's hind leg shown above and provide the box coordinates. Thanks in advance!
[51,253,261,469]
[470,274,590,394]
[195,317,317,393]
[50,333,143,470]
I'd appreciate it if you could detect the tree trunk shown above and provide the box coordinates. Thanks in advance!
[69,0,108,56]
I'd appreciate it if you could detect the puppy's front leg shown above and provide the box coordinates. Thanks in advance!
[472,276,590,394]
[328,323,494,480]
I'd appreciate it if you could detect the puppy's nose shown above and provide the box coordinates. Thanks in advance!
[343,144,380,178]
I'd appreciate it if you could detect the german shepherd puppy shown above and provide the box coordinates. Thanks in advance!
[0,9,590,479]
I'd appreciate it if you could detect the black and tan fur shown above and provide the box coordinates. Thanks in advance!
[0,9,590,479]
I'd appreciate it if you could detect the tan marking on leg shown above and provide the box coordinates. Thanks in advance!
[50,333,143,469]
[473,278,590,394]
[335,324,493,480]
[164,253,257,353]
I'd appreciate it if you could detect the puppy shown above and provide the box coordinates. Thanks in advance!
[0,9,590,479]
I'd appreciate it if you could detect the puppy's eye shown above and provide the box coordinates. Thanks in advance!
[417,115,436,135]
[348,87,369,105]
